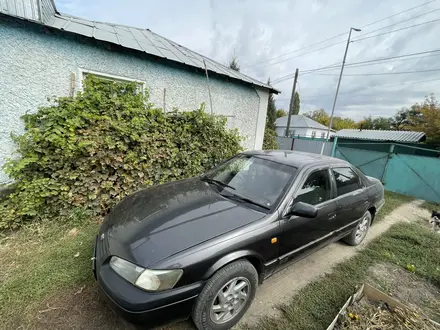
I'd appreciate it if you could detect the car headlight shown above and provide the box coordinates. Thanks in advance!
[109,256,183,291]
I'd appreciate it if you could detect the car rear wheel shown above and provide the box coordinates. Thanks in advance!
[343,210,372,246]
[192,260,258,330]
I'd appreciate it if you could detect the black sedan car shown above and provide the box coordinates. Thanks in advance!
[93,150,384,329]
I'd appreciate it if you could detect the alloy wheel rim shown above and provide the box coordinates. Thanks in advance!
[355,215,369,242]
[210,277,251,324]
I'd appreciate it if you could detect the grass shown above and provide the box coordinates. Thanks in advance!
[421,200,440,214]
[0,190,418,329]
[374,190,414,222]
[0,217,100,328]
[245,202,440,330]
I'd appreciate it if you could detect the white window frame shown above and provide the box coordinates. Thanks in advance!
[77,68,146,94]
[311,131,317,138]
[321,132,326,138]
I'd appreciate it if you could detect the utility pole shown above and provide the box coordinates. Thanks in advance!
[284,68,299,137]
[321,27,361,155]
[325,27,361,140]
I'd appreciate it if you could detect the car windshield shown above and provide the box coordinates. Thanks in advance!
[204,155,296,209]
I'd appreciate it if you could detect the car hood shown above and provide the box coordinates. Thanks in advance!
[100,177,265,267]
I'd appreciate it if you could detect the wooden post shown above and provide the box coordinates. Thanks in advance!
[285,68,299,137]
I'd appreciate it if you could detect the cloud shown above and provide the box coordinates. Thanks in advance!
[55,0,440,120]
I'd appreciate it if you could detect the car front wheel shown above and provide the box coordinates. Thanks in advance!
[343,210,372,246]
[192,260,258,330]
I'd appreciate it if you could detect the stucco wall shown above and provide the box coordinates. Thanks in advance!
[0,18,269,183]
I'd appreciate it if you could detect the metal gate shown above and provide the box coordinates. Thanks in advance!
[334,142,440,203]
[334,146,389,181]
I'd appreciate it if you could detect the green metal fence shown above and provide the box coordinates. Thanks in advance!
[334,142,440,203]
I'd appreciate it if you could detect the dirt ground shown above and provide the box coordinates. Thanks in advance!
[24,200,430,330]
[366,263,440,323]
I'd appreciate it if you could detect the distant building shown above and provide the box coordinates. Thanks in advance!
[275,115,335,138]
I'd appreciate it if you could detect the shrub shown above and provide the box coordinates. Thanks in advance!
[1,76,242,229]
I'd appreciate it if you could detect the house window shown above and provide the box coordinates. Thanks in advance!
[78,69,145,94]
[321,132,326,138]
[284,129,295,137]
[311,131,316,138]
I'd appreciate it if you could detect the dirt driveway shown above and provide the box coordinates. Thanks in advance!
[32,200,428,330]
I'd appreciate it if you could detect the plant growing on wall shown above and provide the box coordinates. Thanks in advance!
[0,76,242,229]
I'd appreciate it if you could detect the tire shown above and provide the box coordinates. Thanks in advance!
[343,210,372,246]
[192,260,258,330]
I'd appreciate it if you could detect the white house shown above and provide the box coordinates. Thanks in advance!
[0,0,278,183]
[275,115,336,138]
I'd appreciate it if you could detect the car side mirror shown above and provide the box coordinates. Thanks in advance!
[287,202,318,218]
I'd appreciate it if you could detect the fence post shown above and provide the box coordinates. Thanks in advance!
[290,137,295,150]
[331,136,338,157]
[381,143,395,183]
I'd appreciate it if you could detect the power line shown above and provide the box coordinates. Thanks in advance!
[353,18,440,42]
[272,49,440,83]
[355,7,440,39]
[310,68,440,76]
[261,12,440,72]
[272,62,341,84]
[258,41,347,69]
[275,78,440,101]
[250,0,436,67]
[301,49,440,74]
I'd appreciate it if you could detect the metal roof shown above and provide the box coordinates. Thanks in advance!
[0,1,278,93]
[336,129,426,142]
[275,115,336,131]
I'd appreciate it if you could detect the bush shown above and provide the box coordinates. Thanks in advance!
[1,76,242,229]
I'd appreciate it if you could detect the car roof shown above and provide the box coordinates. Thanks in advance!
[242,150,347,168]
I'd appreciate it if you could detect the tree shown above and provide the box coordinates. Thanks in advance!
[304,109,329,126]
[228,55,240,72]
[276,109,287,118]
[263,78,278,148]
[357,116,391,130]
[395,94,440,147]
[372,117,391,130]
[332,117,356,130]
[291,92,300,115]
[266,79,277,129]
[357,116,374,129]
[390,106,420,130]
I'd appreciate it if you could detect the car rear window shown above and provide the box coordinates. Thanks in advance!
[332,167,361,196]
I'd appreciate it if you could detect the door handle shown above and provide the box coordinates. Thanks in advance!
[328,214,337,220]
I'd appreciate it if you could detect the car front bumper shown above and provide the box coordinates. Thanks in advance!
[93,235,204,327]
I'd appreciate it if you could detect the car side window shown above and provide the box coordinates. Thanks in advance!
[333,167,361,196]
[294,170,331,205]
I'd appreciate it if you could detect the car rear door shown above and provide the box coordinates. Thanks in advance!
[278,166,338,264]
[331,166,369,234]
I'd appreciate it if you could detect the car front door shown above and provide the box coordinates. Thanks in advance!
[278,166,338,265]
[331,166,369,234]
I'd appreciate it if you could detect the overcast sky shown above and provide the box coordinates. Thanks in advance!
[56,0,440,120]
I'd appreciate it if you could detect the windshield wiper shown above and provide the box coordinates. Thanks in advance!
[221,193,270,210]
[201,177,236,190]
